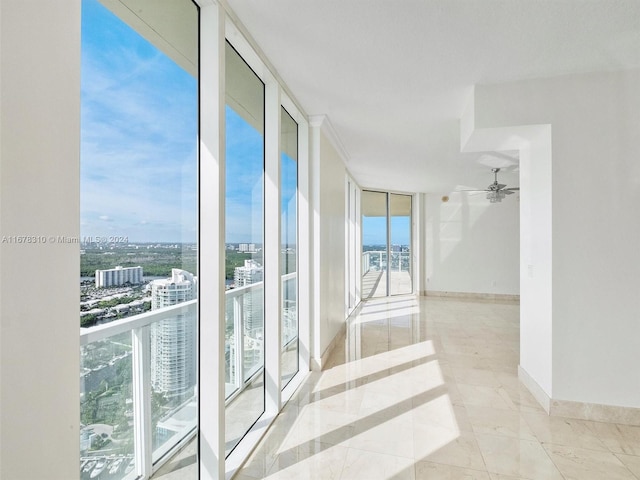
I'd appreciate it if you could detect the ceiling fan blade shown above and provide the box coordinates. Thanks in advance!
[503,190,515,195]
[504,187,520,191]
[496,183,507,190]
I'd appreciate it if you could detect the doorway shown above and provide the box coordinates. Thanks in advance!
[361,191,412,298]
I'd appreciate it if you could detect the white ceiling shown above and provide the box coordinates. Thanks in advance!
[226,0,640,193]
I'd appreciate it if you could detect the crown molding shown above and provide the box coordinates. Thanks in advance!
[308,115,351,166]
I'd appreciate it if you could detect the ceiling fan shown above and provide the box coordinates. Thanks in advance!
[463,168,519,203]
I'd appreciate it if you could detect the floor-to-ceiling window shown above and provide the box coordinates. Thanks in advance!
[390,193,413,295]
[79,0,198,478]
[224,41,266,457]
[79,3,310,477]
[219,24,310,475]
[362,191,389,299]
[361,190,412,298]
[280,107,299,388]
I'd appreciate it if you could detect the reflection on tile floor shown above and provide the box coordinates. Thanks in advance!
[361,270,412,299]
[154,295,640,480]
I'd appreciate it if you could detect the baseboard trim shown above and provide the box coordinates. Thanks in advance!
[518,365,640,425]
[425,290,520,302]
[518,365,551,414]
[550,399,640,426]
[310,321,347,372]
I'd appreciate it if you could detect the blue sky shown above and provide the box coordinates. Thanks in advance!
[225,106,264,244]
[281,153,297,248]
[81,0,198,243]
[224,107,298,245]
[363,216,410,246]
[81,0,297,245]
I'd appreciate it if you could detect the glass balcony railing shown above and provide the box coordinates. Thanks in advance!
[362,251,410,274]
[80,300,197,480]
[280,271,299,388]
[224,281,264,401]
[80,273,299,478]
[224,272,298,401]
[80,330,135,480]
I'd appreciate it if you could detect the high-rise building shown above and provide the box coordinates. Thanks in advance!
[233,259,264,342]
[233,259,263,287]
[150,269,196,399]
[95,265,143,288]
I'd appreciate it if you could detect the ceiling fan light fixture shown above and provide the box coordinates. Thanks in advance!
[486,190,506,203]
[456,167,518,203]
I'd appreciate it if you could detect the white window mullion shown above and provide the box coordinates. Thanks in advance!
[355,187,362,305]
[386,193,391,296]
[414,193,422,296]
[264,79,282,414]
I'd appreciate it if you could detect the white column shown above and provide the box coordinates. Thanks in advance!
[308,120,323,369]
[296,116,311,374]
[0,1,81,478]
[414,193,424,296]
[355,186,362,304]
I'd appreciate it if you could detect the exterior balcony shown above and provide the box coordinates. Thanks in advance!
[362,251,412,298]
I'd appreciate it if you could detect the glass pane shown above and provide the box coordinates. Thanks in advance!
[81,332,134,480]
[80,0,198,473]
[281,107,298,388]
[225,294,239,399]
[361,191,388,298]
[225,42,265,457]
[390,194,412,295]
[150,281,198,462]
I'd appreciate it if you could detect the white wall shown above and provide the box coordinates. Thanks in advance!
[425,191,520,296]
[310,119,347,367]
[459,119,554,400]
[0,1,81,477]
[473,69,640,408]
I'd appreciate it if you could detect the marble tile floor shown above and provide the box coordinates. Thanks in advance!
[154,295,640,480]
[152,332,298,478]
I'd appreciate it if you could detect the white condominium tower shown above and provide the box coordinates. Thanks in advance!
[95,265,143,288]
[233,259,264,340]
[150,269,196,399]
[233,259,263,287]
